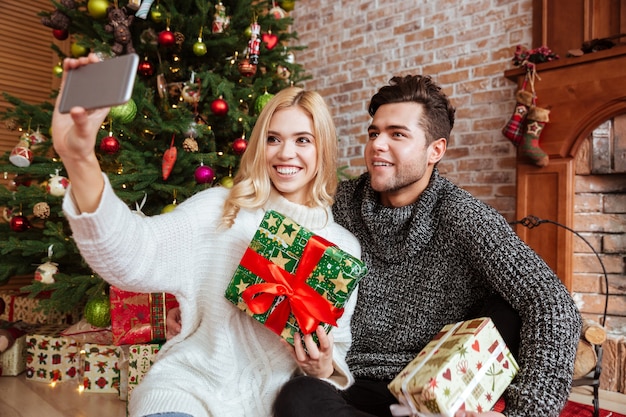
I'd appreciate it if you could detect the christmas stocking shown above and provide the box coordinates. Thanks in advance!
[521,106,550,167]
[502,89,534,146]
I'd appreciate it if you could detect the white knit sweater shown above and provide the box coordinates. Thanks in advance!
[63,174,361,417]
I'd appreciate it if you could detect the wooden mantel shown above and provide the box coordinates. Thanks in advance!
[504,46,626,291]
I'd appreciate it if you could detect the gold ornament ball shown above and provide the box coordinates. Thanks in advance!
[220,176,234,188]
[150,4,164,22]
[87,0,110,19]
[280,0,295,12]
[53,64,63,78]
[84,295,111,328]
[161,203,177,213]
[70,42,89,58]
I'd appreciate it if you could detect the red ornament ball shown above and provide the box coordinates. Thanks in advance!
[100,135,120,154]
[10,215,30,232]
[210,98,229,116]
[232,137,248,155]
[137,59,154,77]
[194,164,215,184]
[158,30,176,47]
[52,29,69,40]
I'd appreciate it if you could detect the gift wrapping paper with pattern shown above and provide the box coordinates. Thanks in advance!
[110,287,179,345]
[78,343,121,393]
[225,210,367,345]
[0,290,77,325]
[25,324,80,383]
[388,317,519,417]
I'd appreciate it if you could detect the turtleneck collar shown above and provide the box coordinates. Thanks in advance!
[358,169,443,261]
[263,187,333,231]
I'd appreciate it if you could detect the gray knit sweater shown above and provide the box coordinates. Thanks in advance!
[332,169,582,417]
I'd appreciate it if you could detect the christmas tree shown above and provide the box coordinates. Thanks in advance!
[0,0,306,321]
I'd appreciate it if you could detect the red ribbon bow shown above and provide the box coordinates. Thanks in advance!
[240,235,344,335]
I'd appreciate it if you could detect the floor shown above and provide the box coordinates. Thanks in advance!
[0,374,624,417]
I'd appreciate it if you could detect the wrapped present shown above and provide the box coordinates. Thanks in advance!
[127,343,161,401]
[25,324,80,383]
[0,320,33,376]
[118,345,130,400]
[388,317,519,417]
[1,335,27,376]
[224,210,367,345]
[78,343,121,393]
[110,287,179,345]
[0,290,78,325]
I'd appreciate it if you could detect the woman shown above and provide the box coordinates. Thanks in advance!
[52,54,361,417]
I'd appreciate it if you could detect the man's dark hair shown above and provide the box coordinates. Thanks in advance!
[368,75,456,144]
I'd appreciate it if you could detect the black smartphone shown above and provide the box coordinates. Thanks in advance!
[58,53,139,114]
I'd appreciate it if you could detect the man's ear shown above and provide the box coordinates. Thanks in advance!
[428,138,447,164]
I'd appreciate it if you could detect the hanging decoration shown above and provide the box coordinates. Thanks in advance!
[47,170,70,197]
[248,19,261,65]
[262,29,278,50]
[232,135,248,155]
[34,245,59,284]
[502,45,558,167]
[9,211,30,232]
[193,27,208,56]
[162,134,177,180]
[210,96,229,116]
[194,162,214,184]
[212,2,230,34]
[9,138,33,168]
[138,56,155,77]
[158,20,176,47]
[33,202,51,219]
[105,5,136,55]
[161,190,177,213]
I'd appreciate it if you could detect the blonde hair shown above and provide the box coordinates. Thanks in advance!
[220,87,338,228]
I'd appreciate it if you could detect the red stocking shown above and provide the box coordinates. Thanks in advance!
[502,89,534,146]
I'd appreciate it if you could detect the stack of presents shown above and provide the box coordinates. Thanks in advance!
[1,210,519,416]
[0,285,177,402]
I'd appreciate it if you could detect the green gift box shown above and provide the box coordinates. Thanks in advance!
[225,210,367,345]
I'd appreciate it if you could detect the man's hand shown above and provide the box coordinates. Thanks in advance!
[291,326,334,379]
[166,306,182,340]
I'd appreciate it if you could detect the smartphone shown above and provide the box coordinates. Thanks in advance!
[58,53,139,114]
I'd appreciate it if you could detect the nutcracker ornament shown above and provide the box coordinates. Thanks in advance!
[248,20,261,65]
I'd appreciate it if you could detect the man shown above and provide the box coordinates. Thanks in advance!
[271,75,582,417]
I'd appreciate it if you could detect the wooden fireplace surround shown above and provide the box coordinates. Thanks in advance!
[503,0,626,291]
[504,46,626,291]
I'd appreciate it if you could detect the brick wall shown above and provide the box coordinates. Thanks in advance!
[573,118,626,336]
[290,0,534,220]
[290,0,626,337]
